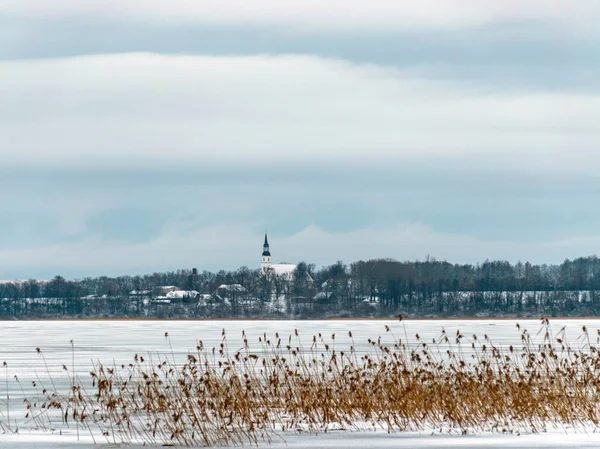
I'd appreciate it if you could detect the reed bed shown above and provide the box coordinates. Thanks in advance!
[9,317,600,446]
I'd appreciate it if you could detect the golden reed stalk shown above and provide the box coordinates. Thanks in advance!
[20,318,600,446]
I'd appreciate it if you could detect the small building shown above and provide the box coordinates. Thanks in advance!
[216,284,246,298]
[129,289,152,298]
[166,290,199,300]
[159,286,180,295]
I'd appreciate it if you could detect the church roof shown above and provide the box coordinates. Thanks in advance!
[270,263,297,279]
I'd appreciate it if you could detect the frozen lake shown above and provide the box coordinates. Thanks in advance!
[1,318,600,448]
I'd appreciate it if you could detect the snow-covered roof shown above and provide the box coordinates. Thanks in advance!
[129,290,151,295]
[314,292,332,300]
[217,284,246,292]
[270,264,297,276]
[166,290,199,299]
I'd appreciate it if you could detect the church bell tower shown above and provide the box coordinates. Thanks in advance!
[261,232,272,274]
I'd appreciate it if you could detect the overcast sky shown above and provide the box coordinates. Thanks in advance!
[1,1,600,279]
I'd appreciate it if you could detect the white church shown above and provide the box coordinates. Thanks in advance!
[260,233,297,280]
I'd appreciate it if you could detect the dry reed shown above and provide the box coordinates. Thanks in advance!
[13,318,600,446]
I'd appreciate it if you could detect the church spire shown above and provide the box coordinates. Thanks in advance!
[262,232,271,256]
[261,232,272,274]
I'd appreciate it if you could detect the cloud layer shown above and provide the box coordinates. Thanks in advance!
[2,223,600,280]
[1,165,600,279]
[2,53,599,172]
[2,4,599,279]
[4,1,600,29]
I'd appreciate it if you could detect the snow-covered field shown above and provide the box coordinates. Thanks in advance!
[4,430,600,449]
[2,318,600,448]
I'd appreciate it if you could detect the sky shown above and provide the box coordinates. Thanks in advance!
[1,1,600,279]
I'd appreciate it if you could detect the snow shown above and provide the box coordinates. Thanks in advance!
[270,263,297,278]
[314,291,332,300]
[2,318,600,448]
[216,283,246,292]
[128,289,151,295]
[165,290,198,299]
[4,429,600,448]
[0,280,49,285]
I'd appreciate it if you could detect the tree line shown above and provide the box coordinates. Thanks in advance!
[1,255,600,319]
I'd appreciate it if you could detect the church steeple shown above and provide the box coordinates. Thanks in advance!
[262,233,271,256]
[261,232,272,274]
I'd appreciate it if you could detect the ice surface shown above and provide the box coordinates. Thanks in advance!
[1,318,600,448]
[4,428,600,448]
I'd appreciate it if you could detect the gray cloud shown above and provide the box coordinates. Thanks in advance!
[1,167,599,279]
[2,4,599,279]
[1,53,599,173]
[3,1,600,29]
[2,18,598,93]
[2,222,600,280]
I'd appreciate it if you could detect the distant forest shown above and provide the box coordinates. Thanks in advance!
[2,256,600,319]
